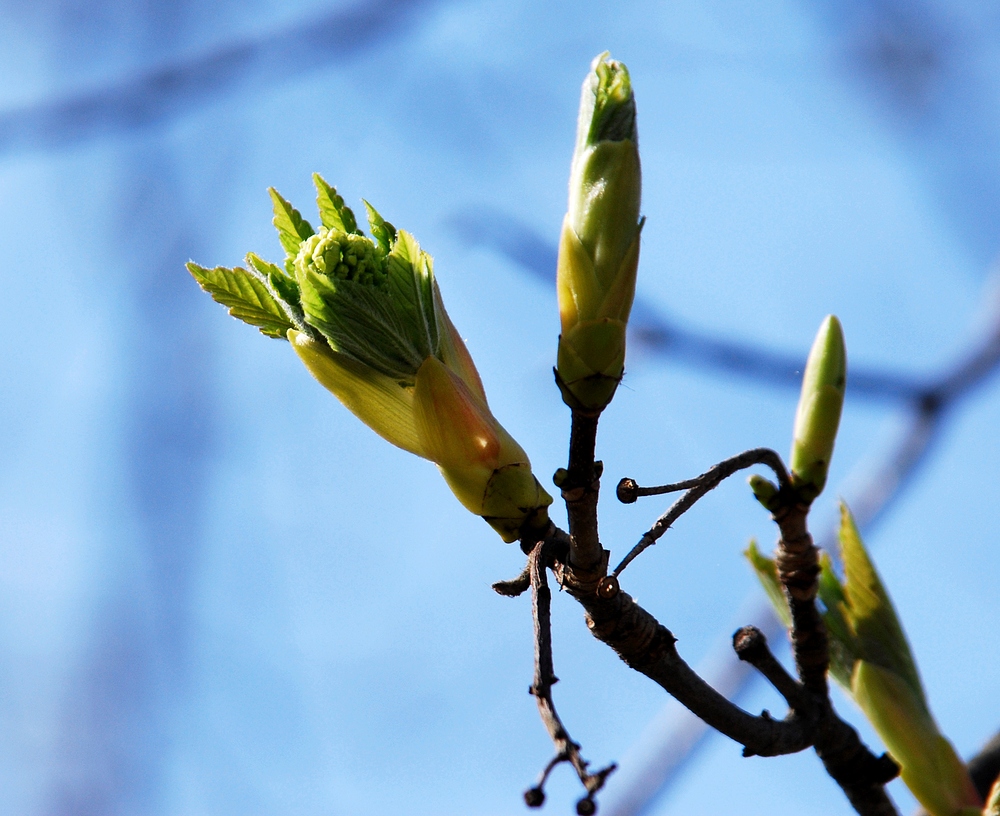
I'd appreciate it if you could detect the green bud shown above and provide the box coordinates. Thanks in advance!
[747,474,779,511]
[296,228,389,289]
[556,53,642,412]
[789,315,846,502]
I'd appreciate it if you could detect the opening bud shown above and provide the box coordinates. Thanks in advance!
[556,53,643,412]
[191,176,551,542]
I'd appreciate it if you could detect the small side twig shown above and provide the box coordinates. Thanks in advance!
[733,626,813,715]
[492,563,532,597]
[612,448,790,577]
[524,538,616,813]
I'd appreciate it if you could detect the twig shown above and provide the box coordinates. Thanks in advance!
[733,626,811,714]
[764,494,901,814]
[0,0,437,155]
[492,563,531,597]
[524,539,616,813]
[539,525,812,758]
[560,411,605,572]
[611,448,790,577]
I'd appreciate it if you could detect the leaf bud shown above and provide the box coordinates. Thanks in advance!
[556,53,642,412]
[789,315,846,502]
[747,474,779,511]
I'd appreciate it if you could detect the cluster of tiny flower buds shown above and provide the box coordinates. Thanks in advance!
[296,229,388,289]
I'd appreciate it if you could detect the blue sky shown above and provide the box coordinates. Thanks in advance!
[1,1,999,814]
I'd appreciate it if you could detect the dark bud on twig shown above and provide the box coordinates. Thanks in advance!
[616,478,639,503]
[553,468,570,488]
[524,787,546,808]
[576,796,597,815]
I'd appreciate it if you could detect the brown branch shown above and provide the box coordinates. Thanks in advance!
[611,448,790,577]
[771,499,829,695]
[762,494,901,813]
[544,389,899,812]
[558,433,901,815]
[541,527,812,758]
[733,626,813,714]
[558,411,604,571]
[733,626,900,813]
[523,538,616,813]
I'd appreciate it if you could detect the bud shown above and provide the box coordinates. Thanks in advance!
[190,176,552,542]
[852,661,981,816]
[747,474,779,511]
[819,505,981,816]
[556,53,643,412]
[789,315,846,502]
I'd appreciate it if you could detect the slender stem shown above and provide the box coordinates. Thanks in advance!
[612,448,790,577]
[544,527,812,758]
[733,626,812,714]
[563,411,603,571]
[527,539,615,804]
[772,502,829,695]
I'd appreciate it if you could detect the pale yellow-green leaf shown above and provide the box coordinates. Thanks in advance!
[288,330,423,457]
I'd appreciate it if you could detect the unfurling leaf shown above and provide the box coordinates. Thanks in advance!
[744,540,791,627]
[269,187,315,258]
[187,262,295,339]
[314,173,359,235]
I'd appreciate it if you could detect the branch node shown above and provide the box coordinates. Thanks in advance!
[596,575,620,599]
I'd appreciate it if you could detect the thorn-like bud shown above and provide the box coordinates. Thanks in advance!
[556,53,642,413]
[747,474,779,511]
[789,315,847,503]
[524,787,546,808]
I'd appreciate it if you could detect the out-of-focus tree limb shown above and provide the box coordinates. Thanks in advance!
[0,0,436,154]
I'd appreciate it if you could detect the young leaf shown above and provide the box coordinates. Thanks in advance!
[313,173,359,234]
[364,199,397,256]
[187,262,295,339]
[299,268,426,382]
[839,504,924,702]
[744,540,791,627]
[269,187,315,258]
[816,552,858,690]
[385,229,440,362]
[247,252,302,314]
